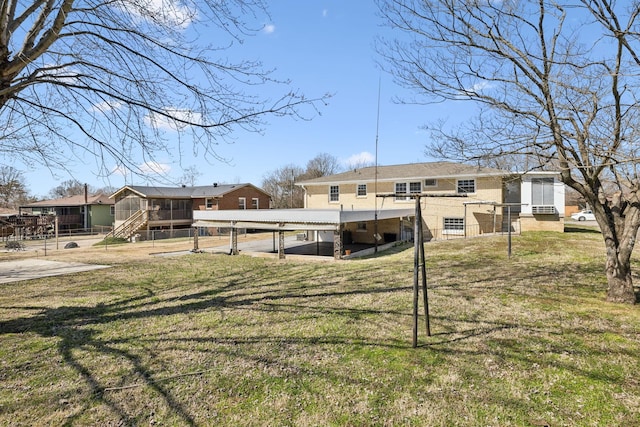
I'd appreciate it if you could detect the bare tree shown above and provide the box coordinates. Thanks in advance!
[49,180,90,198]
[304,153,341,179]
[377,0,640,303]
[0,1,328,178]
[261,164,305,208]
[262,154,341,208]
[0,166,31,208]
[178,166,202,187]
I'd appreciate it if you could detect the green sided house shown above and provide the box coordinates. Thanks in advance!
[110,183,271,239]
[295,161,564,243]
[19,192,114,232]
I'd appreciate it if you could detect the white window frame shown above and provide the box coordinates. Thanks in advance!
[531,178,554,206]
[424,179,437,187]
[205,198,215,210]
[238,197,246,210]
[251,198,259,209]
[329,185,340,203]
[395,181,421,201]
[457,179,476,194]
[357,184,367,197]
[395,182,408,201]
[443,217,465,235]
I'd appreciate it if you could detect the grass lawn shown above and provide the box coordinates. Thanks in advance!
[0,230,639,426]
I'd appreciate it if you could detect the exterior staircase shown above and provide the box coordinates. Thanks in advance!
[110,210,148,239]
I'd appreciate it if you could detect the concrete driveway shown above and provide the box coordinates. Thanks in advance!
[0,259,110,284]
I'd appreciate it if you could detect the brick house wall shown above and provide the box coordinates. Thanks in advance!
[193,186,271,211]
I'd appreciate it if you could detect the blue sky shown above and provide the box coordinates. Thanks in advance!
[25,1,466,198]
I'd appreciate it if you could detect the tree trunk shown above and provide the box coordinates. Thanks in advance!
[604,240,637,304]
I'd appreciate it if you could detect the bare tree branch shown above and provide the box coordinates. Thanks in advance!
[377,0,640,303]
[0,0,330,180]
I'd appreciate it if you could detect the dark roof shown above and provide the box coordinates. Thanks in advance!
[20,193,113,208]
[296,161,510,185]
[111,183,269,199]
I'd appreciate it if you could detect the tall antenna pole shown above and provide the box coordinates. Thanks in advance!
[374,76,381,254]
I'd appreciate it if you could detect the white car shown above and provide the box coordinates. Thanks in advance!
[571,209,596,221]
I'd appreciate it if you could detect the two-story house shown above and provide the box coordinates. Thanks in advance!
[296,162,564,243]
[192,162,564,260]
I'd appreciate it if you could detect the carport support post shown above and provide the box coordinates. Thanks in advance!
[278,230,286,259]
[333,227,342,260]
[231,226,238,255]
[193,227,199,251]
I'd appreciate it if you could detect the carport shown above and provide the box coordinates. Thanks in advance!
[192,208,414,259]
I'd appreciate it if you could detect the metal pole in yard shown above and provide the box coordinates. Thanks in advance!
[413,197,420,348]
[417,199,431,337]
[463,204,467,238]
[508,206,512,258]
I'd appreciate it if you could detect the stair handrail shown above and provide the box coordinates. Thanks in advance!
[110,210,148,239]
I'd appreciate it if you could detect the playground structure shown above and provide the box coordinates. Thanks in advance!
[0,214,55,241]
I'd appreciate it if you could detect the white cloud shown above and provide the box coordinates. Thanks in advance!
[343,151,375,168]
[139,161,172,175]
[263,23,276,34]
[145,108,203,131]
[459,80,492,98]
[110,161,171,178]
[117,0,196,29]
[92,100,123,113]
[322,9,328,17]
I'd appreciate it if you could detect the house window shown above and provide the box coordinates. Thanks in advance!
[329,185,339,202]
[457,179,476,194]
[395,182,408,201]
[395,181,421,201]
[251,198,259,209]
[532,178,554,206]
[110,206,115,216]
[424,179,437,187]
[238,197,246,209]
[357,222,367,231]
[357,184,367,197]
[205,198,215,209]
[443,217,465,234]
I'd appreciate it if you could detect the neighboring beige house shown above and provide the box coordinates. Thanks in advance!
[296,161,564,242]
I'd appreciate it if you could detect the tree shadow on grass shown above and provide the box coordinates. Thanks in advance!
[0,280,417,425]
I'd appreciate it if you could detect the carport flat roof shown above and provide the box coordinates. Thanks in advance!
[193,208,415,231]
